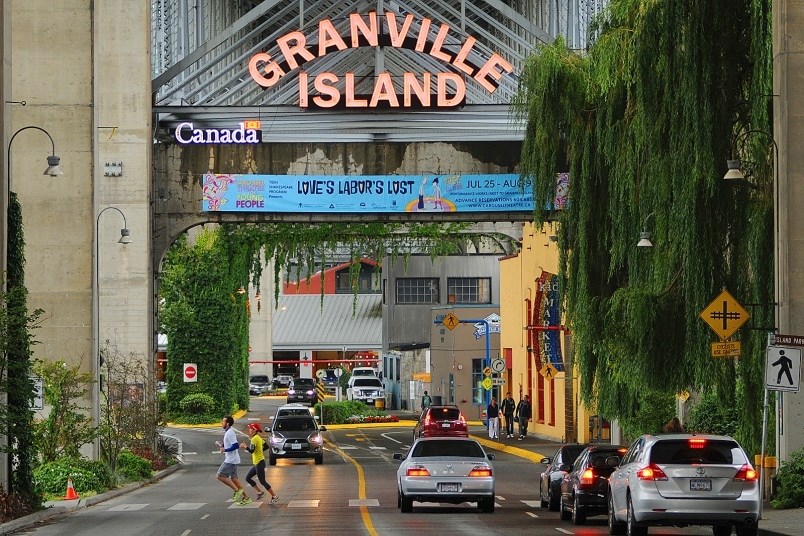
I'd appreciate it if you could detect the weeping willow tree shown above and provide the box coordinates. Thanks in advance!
[514,0,773,452]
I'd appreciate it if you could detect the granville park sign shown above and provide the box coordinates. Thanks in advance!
[248,11,514,109]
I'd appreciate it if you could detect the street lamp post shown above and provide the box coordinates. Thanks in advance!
[4,125,63,493]
[93,207,132,459]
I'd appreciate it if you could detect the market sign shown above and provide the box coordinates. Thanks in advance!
[248,12,513,109]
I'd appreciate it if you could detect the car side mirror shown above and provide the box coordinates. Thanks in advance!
[559,463,573,472]
[487,454,495,461]
[539,457,551,464]
[393,453,404,461]
[318,425,327,431]
[605,455,620,467]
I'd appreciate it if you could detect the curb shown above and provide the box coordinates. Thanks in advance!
[0,463,183,535]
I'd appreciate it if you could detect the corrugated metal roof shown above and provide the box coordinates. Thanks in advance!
[272,294,382,350]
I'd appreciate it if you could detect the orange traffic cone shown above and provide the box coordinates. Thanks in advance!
[64,478,79,500]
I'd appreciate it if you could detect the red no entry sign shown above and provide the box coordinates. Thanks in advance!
[183,363,198,382]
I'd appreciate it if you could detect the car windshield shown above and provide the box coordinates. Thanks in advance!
[650,439,747,465]
[353,378,383,387]
[250,376,269,383]
[353,369,375,376]
[412,440,484,458]
[428,407,461,421]
[274,418,316,432]
[292,379,315,388]
[277,406,311,416]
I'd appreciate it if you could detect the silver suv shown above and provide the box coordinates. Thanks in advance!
[607,434,760,536]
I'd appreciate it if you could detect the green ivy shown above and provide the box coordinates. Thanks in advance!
[514,0,773,455]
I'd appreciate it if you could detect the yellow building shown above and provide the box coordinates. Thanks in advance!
[499,223,606,444]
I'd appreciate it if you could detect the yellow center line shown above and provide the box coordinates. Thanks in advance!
[326,439,379,536]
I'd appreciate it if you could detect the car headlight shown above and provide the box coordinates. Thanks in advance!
[308,433,323,445]
[306,390,314,395]
[288,389,296,395]
[270,434,285,445]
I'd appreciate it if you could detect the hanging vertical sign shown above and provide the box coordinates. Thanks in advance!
[532,271,564,372]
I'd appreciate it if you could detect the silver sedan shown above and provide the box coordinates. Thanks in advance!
[393,437,496,513]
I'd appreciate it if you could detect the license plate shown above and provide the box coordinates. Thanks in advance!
[366,399,374,403]
[690,478,712,491]
[291,443,302,450]
[441,423,451,428]
[439,483,459,492]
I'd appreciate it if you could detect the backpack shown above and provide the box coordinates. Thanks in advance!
[422,395,432,407]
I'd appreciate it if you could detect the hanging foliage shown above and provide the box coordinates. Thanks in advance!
[514,0,773,453]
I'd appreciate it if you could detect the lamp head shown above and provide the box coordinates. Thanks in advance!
[118,228,133,245]
[723,158,744,181]
[637,231,653,248]
[44,155,64,176]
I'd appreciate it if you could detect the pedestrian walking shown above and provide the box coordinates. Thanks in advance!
[487,397,500,439]
[663,417,685,433]
[515,395,532,440]
[421,390,432,410]
[216,415,251,505]
[240,423,279,504]
[500,392,516,438]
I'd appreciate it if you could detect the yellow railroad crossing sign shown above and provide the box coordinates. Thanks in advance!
[442,312,460,330]
[699,289,749,341]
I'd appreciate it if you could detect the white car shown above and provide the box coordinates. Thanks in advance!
[347,367,378,387]
[346,377,384,403]
[607,433,760,536]
[394,437,495,513]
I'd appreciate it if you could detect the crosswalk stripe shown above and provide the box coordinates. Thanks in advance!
[368,446,386,450]
[168,503,205,510]
[521,500,541,507]
[526,512,539,518]
[349,499,380,506]
[287,500,320,507]
[108,504,148,511]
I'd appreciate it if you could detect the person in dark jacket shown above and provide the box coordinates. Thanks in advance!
[515,395,532,439]
[500,392,516,438]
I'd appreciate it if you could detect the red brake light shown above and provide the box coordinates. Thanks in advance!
[468,466,492,477]
[636,464,668,481]
[734,464,758,482]
[459,413,466,423]
[688,438,707,449]
[406,466,430,477]
[579,468,595,487]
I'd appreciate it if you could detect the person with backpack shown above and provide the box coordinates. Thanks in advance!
[240,423,279,504]
[421,390,432,410]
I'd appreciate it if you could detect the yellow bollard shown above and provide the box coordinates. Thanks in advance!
[763,456,777,499]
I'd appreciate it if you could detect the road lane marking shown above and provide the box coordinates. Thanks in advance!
[522,500,541,507]
[326,440,380,536]
[349,499,380,506]
[497,496,506,500]
[339,445,358,450]
[180,531,191,536]
[168,503,205,510]
[380,432,403,444]
[526,512,539,518]
[287,500,320,507]
[107,504,148,511]
[201,514,210,519]
[369,446,386,450]
[555,528,574,534]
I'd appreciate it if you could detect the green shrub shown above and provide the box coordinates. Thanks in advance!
[771,448,804,509]
[315,400,382,424]
[167,412,219,425]
[179,393,216,414]
[116,450,153,482]
[686,390,739,437]
[33,457,113,495]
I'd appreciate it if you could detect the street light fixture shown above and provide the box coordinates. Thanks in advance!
[93,206,132,458]
[637,212,655,248]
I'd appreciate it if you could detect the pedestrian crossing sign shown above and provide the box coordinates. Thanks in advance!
[766,345,801,392]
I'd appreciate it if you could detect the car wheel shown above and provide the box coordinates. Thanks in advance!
[573,494,586,525]
[548,485,560,511]
[735,523,758,536]
[315,454,323,465]
[608,492,626,535]
[626,495,647,536]
[268,453,277,466]
[397,492,402,508]
[539,483,548,508]
[712,526,732,536]
[400,493,413,513]
[479,496,495,513]
[558,493,571,520]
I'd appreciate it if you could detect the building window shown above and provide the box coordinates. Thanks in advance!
[447,277,491,304]
[395,278,439,304]
[472,359,484,404]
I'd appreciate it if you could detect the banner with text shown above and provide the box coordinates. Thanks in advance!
[202,173,543,213]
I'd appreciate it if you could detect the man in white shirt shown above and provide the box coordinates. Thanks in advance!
[216,415,251,505]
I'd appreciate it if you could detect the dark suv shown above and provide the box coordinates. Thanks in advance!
[267,414,327,465]
[413,405,468,439]
[287,377,317,405]
[559,444,627,525]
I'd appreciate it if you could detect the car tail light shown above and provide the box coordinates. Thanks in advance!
[579,468,595,487]
[688,438,707,449]
[733,464,758,482]
[406,465,430,477]
[459,413,466,424]
[468,466,492,477]
[637,464,668,481]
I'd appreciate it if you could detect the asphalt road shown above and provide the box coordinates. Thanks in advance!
[18,398,717,536]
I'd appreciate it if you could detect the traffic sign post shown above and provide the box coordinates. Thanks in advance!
[700,289,749,341]
[766,345,801,392]
[435,315,492,407]
[183,363,198,383]
[491,358,505,373]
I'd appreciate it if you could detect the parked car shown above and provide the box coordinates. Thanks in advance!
[538,444,586,511]
[347,366,378,386]
[286,377,317,405]
[393,437,496,513]
[320,369,339,392]
[608,434,760,536]
[272,374,294,389]
[346,377,384,404]
[413,405,468,439]
[249,375,272,395]
[267,413,326,465]
[558,444,627,525]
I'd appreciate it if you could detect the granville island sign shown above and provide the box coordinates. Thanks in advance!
[248,11,514,109]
